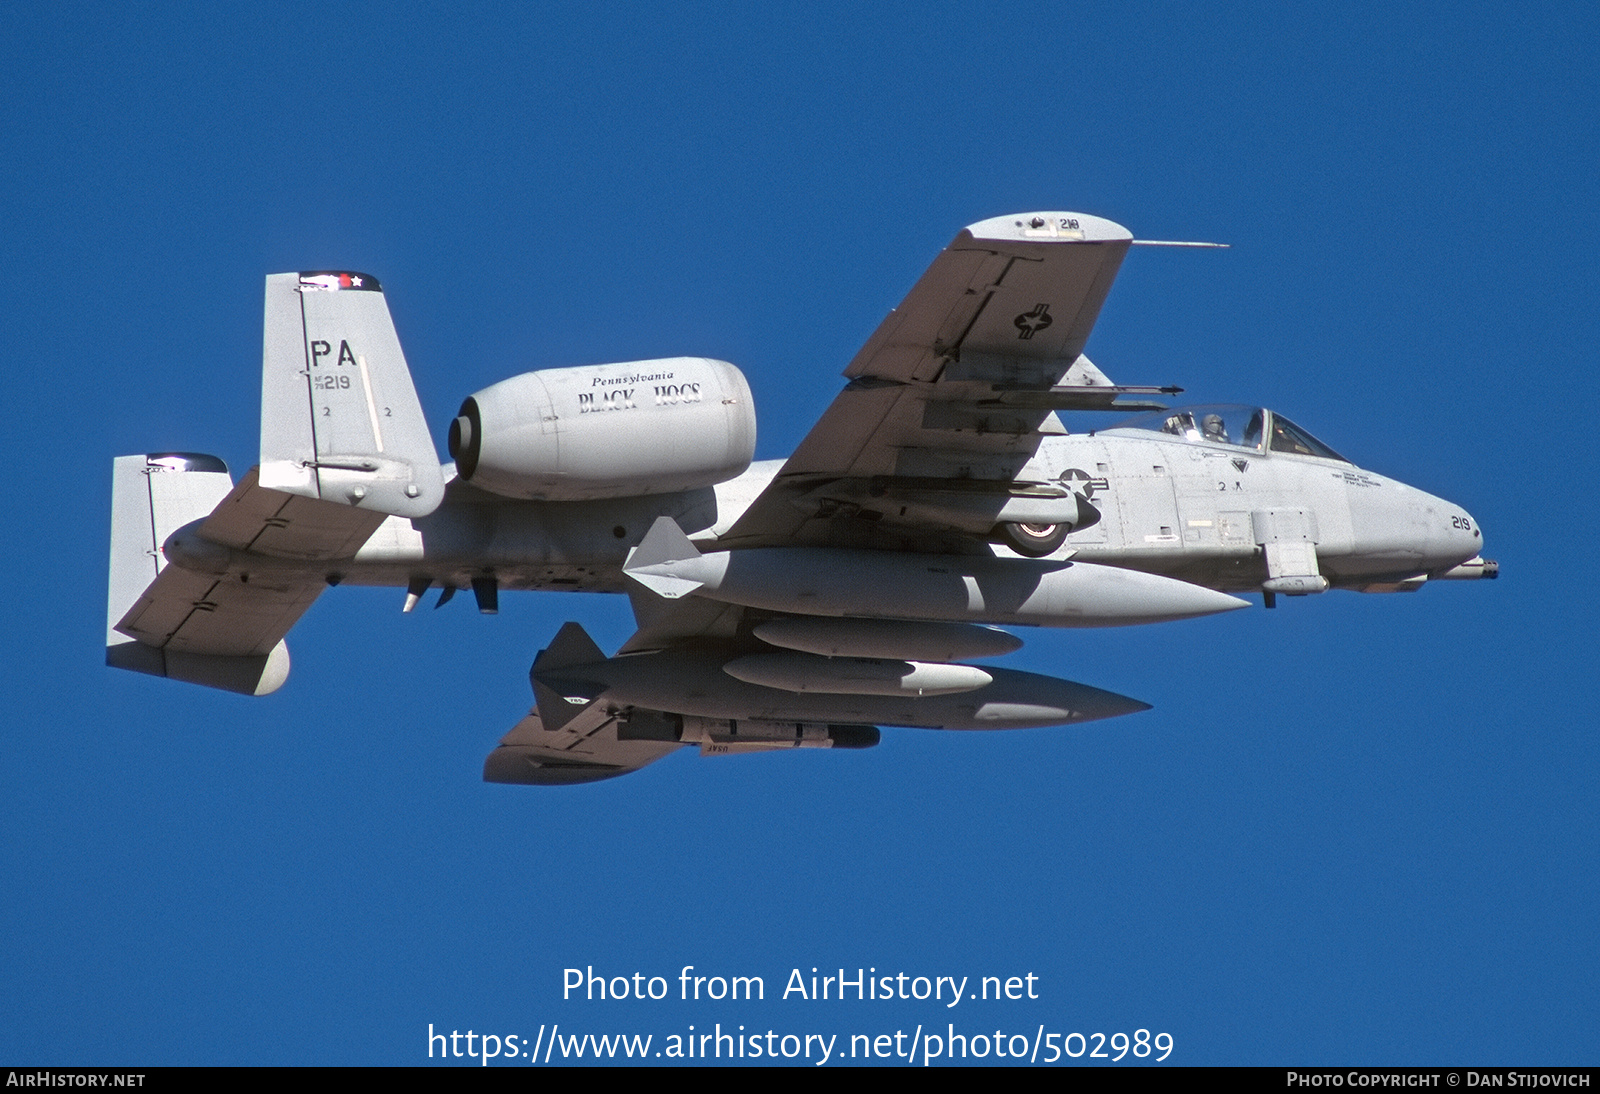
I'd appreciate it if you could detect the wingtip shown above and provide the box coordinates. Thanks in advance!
[963,212,1133,244]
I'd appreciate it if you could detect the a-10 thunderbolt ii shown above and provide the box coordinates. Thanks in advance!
[106,212,1497,784]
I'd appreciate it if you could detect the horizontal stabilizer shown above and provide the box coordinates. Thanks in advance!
[200,466,386,559]
[259,271,444,519]
[116,562,321,660]
[108,639,290,697]
[107,453,300,695]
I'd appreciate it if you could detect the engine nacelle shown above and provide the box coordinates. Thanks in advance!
[449,357,756,501]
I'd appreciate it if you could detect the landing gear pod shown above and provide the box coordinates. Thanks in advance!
[995,521,1070,557]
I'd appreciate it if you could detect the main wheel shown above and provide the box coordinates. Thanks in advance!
[995,521,1069,557]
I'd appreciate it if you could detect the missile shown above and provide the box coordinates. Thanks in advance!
[624,517,1248,627]
[532,629,1150,731]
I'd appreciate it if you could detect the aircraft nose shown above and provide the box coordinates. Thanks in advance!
[1429,504,1498,581]
[1429,499,1485,573]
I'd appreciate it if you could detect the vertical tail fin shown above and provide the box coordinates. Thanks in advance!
[259,272,444,519]
[107,453,234,651]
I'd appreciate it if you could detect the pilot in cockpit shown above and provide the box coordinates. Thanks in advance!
[1201,413,1229,444]
[1162,411,1203,441]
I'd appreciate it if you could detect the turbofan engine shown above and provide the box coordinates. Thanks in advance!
[448,357,757,501]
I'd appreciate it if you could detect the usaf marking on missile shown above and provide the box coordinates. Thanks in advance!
[106,214,1497,783]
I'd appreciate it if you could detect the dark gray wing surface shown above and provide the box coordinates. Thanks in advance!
[718,212,1132,550]
[482,707,680,786]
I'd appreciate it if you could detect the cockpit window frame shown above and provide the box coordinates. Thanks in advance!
[1098,405,1267,454]
[1097,405,1351,465]
[1264,411,1350,464]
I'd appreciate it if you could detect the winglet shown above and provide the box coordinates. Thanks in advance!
[622,516,706,599]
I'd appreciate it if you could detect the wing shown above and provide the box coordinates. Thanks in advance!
[481,707,680,785]
[483,623,681,784]
[719,211,1134,551]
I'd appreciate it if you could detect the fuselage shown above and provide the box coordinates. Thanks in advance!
[171,406,1483,602]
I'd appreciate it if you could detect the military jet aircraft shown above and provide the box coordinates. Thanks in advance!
[106,212,1496,783]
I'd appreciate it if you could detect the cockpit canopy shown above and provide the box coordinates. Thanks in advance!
[1105,404,1349,463]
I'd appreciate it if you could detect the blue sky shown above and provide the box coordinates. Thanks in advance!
[2,1,1595,1065]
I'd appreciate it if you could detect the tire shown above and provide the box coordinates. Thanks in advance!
[995,521,1069,557]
